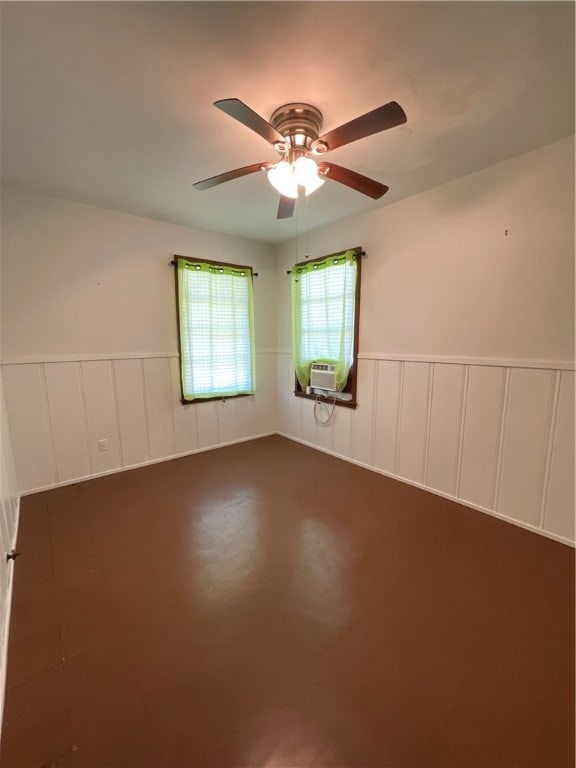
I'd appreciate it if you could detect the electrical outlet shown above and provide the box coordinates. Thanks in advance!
[97,439,108,452]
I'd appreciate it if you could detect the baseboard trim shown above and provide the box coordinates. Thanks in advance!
[276,432,575,548]
[20,432,276,496]
[0,494,21,743]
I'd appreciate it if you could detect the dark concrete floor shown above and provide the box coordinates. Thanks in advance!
[1,435,574,768]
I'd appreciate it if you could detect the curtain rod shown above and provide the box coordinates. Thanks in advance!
[169,260,258,276]
[286,249,365,275]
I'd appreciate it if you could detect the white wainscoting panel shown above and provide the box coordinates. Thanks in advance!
[275,356,291,438]
[0,368,19,562]
[3,354,276,494]
[114,358,151,467]
[169,357,199,456]
[256,353,277,437]
[397,362,431,484]
[301,397,316,447]
[236,395,258,443]
[333,403,352,459]
[426,364,465,496]
[143,357,176,460]
[2,364,55,490]
[238,355,274,441]
[373,360,401,475]
[218,397,239,445]
[496,368,555,527]
[276,352,573,546]
[44,362,90,483]
[314,404,334,453]
[0,368,20,733]
[458,366,505,510]
[81,360,122,474]
[276,354,299,439]
[543,371,575,541]
[350,358,376,466]
[195,400,219,449]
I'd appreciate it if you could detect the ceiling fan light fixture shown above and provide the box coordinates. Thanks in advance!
[267,160,298,198]
[268,156,325,198]
[304,175,325,196]
[293,156,325,196]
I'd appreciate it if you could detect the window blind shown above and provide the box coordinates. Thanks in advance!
[177,260,256,400]
[291,250,357,391]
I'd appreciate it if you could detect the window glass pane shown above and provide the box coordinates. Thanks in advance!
[177,260,255,400]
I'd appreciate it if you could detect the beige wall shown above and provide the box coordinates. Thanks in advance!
[1,188,277,360]
[275,138,575,544]
[277,137,574,364]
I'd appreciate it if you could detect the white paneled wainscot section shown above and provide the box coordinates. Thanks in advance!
[0,367,20,724]
[3,353,276,494]
[277,353,575,545]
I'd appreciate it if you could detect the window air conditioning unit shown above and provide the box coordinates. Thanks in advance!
[310,363,338,392]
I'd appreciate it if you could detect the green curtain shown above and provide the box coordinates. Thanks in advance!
[178,259,256,400]
[291,250,357,391]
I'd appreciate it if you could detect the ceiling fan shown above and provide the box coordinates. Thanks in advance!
[193,98,407,219]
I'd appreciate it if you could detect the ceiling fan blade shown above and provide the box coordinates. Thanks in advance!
[214,98,284,146]
[318,101,407,152]
[318,162,389,200]
[277,196,296,219]
[193,162,269,191]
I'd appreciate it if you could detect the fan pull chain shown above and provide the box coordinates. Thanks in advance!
[304,191,310,259]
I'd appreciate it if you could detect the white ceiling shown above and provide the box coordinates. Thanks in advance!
[1,2,574,244]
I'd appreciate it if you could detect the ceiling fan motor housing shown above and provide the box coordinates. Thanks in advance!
[270,103,326,157]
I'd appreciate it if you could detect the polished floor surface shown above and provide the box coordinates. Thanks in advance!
[1,435,574,768]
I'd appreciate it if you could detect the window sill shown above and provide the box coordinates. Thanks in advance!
[293,389,357,409]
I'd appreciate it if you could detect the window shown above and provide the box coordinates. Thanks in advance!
[175,255,255,402]
[291,247,361,407]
